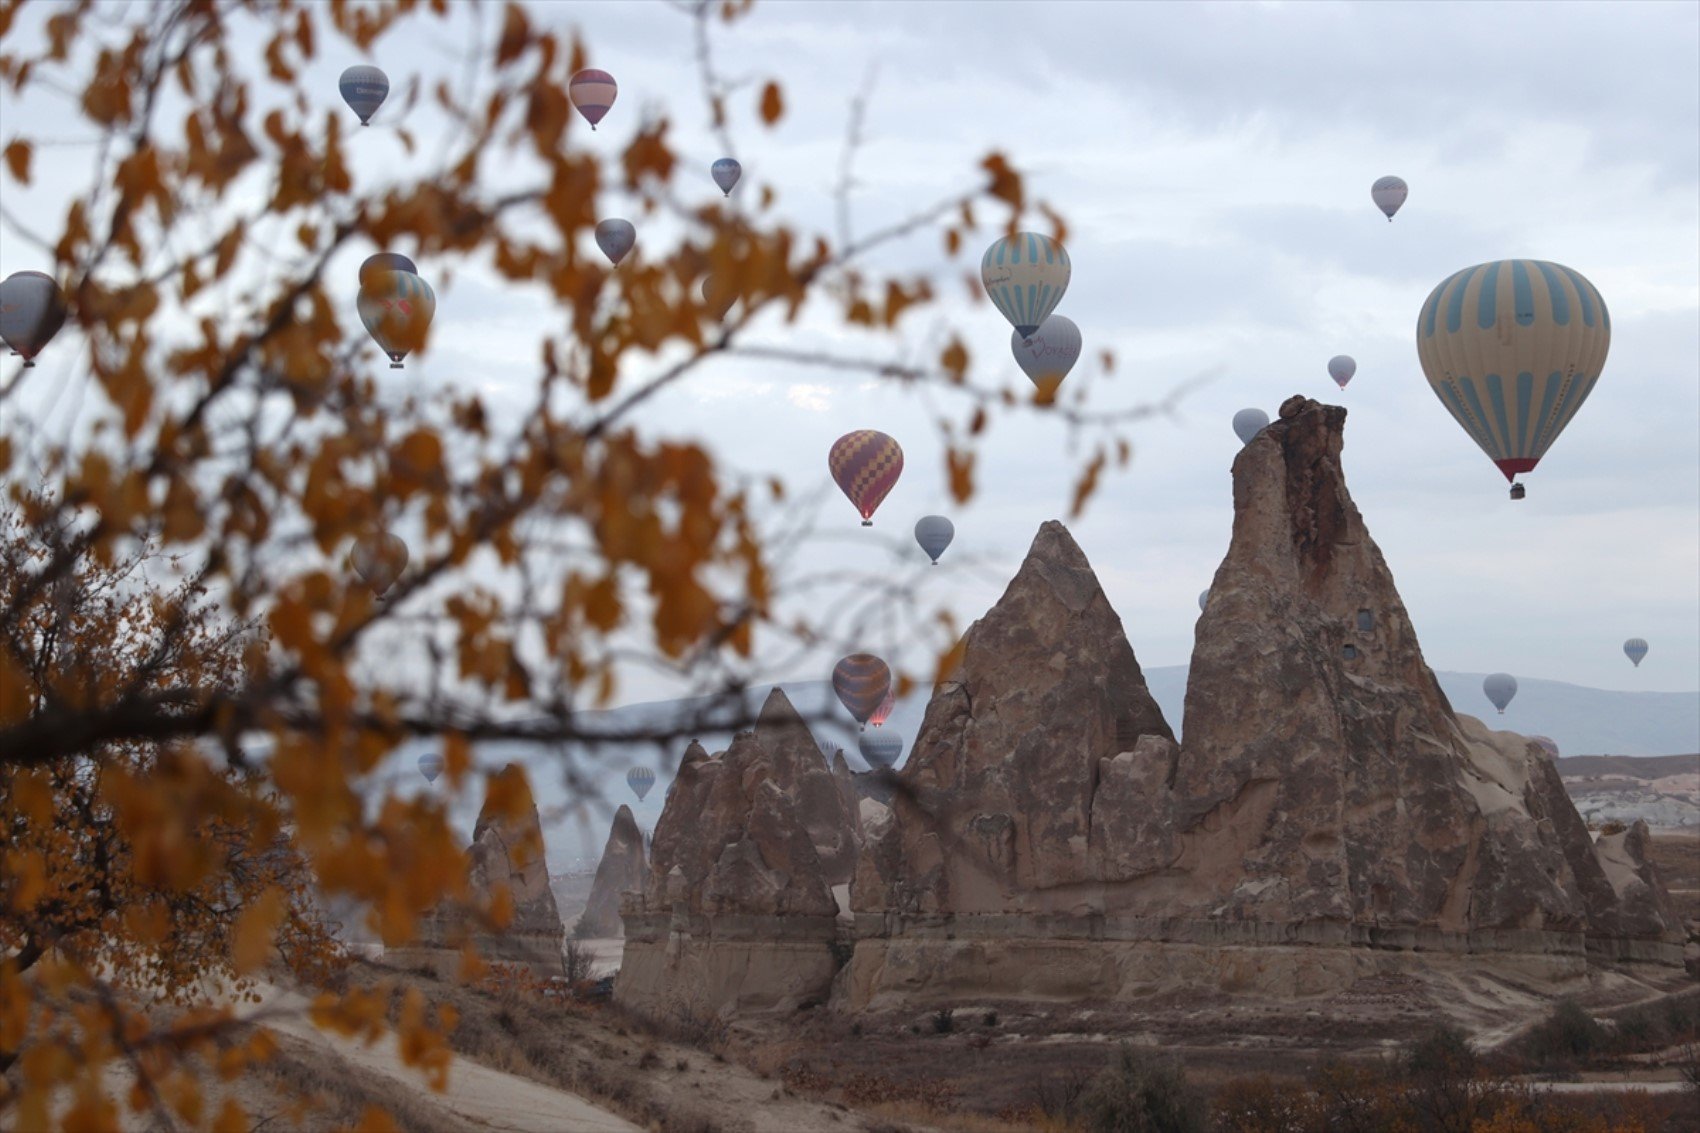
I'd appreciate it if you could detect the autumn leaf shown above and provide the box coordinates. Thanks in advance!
[230,888,286,974]
[759,81,784,125]
[2,139,30,183]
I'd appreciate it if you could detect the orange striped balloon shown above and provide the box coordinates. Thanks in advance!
[828,430,903,525]
[832,653,891,730]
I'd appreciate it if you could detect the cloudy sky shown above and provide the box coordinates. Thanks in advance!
[4,0,1696,720]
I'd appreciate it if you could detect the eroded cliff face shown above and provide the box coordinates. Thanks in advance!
[617,691,856,1016]
[577,805,646,938]
[852,519,1175,919]
[849,397,1681,992]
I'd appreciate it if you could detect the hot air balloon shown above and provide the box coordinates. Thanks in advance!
[1197,590,1210,612]
[1328,355,1356,390]
[569,68,617,129]
[1623,638,1648,668]
[595,219,636,265]
[1530,736,1560,760]
[1011,314,1082,391]
[1483,672,1518,715]
[914,515,954,564]
[359,253,417,288]
[1372,175,1407,221]
[418,751,445,784]
[711,158,741,196]
[1233,408,1269,445]
[981,232,1070,341]
[1417,259,1610,500]
[349,531,408,596]
[701,274,737,321]
[868,690,895,728]
[627,767,655,801]
[357,269,435,368]
[859,729,903,770]
[339,65,389,126]
[832,653,891,730]
[829,430,903,525]
[0,272,66,367]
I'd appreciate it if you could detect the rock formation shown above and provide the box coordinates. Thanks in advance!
[844,397,1682,1008]
[410,762,564,974]
[577,805,647,938]
[617,691,857,1016]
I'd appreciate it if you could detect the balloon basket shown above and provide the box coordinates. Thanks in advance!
[1509,482,1526,501]
[861,520,872,527]
[390,362,404,370]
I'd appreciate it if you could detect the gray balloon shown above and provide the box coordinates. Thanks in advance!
[595,219,636,265]
[914,515,954,564]
[859,729,903,769]
[1623,638,1648,668]
[417,751,445,784]
[1197,589,1209,612]
[1232,408,1269,445]
[1483,672,1518,715]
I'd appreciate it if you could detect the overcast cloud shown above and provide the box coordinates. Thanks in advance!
[3,0,1696,715]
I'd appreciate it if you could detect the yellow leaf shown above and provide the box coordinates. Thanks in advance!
[758,81,783,126]
[3,140,30,183]
[231,887,286,974]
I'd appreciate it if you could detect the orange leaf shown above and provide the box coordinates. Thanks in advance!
[758,81,783,126]
[1070,448,1107,519]
[2,140,30,183]
[231,888,287,974]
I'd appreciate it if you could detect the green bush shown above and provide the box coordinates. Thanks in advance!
[1079,1043,1207,1133]
[1522,999,1605,1066]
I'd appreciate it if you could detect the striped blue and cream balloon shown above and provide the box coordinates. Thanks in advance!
[981,232,1070,341]
[1416,260,1609,492]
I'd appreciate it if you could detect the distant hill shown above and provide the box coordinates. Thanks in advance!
[1557,754,1698,779]
[1138,667,1697,760]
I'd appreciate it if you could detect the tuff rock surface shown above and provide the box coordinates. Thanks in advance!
[850,397,1681,995]
[639,690,855,915]
[577,805,646,938]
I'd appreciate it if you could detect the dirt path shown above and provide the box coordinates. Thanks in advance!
[257,986,641,1133]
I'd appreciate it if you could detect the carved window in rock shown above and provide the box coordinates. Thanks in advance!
[1357,609,1373,632]
[1343,644,1359,660]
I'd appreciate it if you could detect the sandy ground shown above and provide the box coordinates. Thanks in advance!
[255,984,641,1133]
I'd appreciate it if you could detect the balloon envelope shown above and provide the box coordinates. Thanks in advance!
[1623,638,1648,668]
[627,767,655,801]
[1417,259,1609,486]
[417,752,445,784]
[0,271,66,364]
[569,68,617,128]
[339,65,389,125]
[1198,590,1209,612]
[1328,354,1357,389]
[357,270,435,367]
[832,653,891,728]
[868,690,895,728]
[711,158,741,196]
[360,253,417,288]
[595,219,636,265]
[1232,408,1269,445]
[981,232,1070,339]
[859,729,903,770]
[914,515,954,564]
[1483,672,1518,714]
[1530,736,1560,760]
[829,430,903,525]
[350,532,408,596]
[1011,314,1082,390]
[1372,175,1407,220]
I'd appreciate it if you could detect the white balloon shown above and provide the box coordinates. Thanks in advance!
[1010,315,1082,388]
